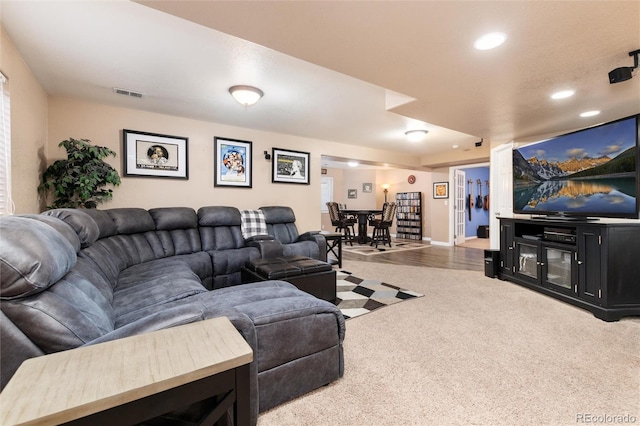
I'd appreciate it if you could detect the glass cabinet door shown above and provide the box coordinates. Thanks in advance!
[544,247,573,292]
[516,242,538,279]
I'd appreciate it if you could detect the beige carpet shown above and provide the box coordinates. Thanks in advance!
[258,260,640,426]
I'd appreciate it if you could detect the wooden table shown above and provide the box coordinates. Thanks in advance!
[0,317,253,426]
[341,209,383,244]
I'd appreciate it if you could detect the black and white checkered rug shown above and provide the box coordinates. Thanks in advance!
[334,270,423,319]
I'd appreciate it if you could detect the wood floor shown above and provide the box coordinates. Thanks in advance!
[342,238,486,271]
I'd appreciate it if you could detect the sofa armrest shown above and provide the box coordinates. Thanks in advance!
[298,230,320,238]
[244,234,274,242]
[246,238,284,258]
[298,232,327,262]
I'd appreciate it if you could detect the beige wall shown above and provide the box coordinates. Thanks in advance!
[322,167,435,240]
[1,26,48,214]
[428,168,451,244]
[47,97,445,233]
[377,168,432,239]
[5,24,456,235]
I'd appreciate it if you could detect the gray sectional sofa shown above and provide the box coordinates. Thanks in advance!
[0,206,345,425]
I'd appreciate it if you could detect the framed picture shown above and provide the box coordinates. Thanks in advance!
[214,137,252,188]
[362,183,373,193]
[272,148,310,185]
[348,189,357,199]
[433,181,449,199]
[123,129,188,179]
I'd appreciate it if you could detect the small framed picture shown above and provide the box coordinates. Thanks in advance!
[123,129,188,179]
[214,137,252,188]
[433,181,449,199]
[348,189,357,199]
[362,183,372,193]
[272,148,310,185]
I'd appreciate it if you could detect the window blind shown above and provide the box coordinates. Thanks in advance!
[0,70,13,216]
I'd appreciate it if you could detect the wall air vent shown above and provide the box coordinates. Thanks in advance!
[113,88,143,98]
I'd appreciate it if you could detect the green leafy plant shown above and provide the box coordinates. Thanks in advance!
[39,138,121,209]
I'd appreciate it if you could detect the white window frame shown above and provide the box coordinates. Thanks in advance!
[0,70,12,216]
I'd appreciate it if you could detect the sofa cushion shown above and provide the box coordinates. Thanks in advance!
[82,208,117,238]
[150,207,198,231]
[107,208,156,234]
[0,217,77,299]
[198,206,246,250]
[21,215,81,253]
[113,259,207,326]
[260,206,300,244]
[1,256,117,354]
[209,247,260,289]
[42,208,100,248]
[240,209,268,239]
[201,281,345,373]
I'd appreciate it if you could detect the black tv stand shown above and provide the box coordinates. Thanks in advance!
[530,215,599,222]
[499,217,640,321]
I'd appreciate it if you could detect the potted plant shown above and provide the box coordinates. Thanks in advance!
[39,138,121,209]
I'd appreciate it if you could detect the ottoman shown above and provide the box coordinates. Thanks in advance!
[242,255,337,301]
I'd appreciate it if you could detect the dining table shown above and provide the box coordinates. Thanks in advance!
[341,209,383,244]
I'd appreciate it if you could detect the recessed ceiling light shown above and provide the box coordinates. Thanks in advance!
[551,90,575,100]
[347,161,359,167]
[405,130,429,142]
[452,145,459,149]
[474,32,507,50]
[580,110,601,118]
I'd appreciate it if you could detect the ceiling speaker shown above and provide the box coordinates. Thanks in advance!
[608,67,633,84]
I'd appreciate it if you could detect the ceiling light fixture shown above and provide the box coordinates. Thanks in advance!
[347,161,359,167]
[580,110,600,118]
[405,130,429,142]
[551,90,575,100]
[474,32,507,50]
[608,49,640,84]
[229,85,264,106]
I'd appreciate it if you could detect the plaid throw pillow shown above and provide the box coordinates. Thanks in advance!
[240,209,268,239]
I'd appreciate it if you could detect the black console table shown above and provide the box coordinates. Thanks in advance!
[498,217,640,321]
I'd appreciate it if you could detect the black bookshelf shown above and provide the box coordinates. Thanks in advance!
[395,192,422,240]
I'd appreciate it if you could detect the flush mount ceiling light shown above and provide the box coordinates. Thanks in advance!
[229,85,264,106]
[474,32,507,50]
[405,130,429,142]
[551,89,575,100]
[347,161,359,167]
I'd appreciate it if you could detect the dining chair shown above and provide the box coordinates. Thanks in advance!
[369,202,397,248]
[326,202,355,246]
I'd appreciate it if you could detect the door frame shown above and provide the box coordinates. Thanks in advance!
[454,169,466,246]
[450,162,490,246]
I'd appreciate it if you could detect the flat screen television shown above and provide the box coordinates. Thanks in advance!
[513,114,639,219]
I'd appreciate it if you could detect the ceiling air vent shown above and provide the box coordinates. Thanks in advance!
[113,87,143,98]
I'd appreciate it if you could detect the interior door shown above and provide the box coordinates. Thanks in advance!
[454,169,466,245]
